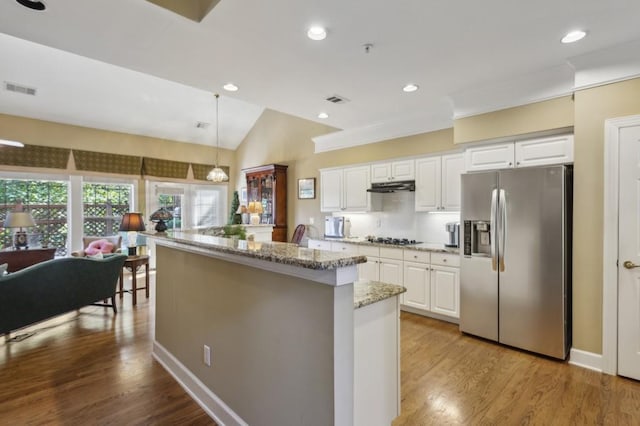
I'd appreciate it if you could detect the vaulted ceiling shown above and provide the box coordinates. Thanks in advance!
[1,0,639,150]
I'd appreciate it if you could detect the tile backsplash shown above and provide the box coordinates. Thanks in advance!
[337,191,460,244]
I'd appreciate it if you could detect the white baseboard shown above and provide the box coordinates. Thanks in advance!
[568,348,603,373]
[152,341,247,426]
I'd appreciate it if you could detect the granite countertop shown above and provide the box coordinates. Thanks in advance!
[145,231,366,271]
[353,280,406,309]
[322,237,460,254]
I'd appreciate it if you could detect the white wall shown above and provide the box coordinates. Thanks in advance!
[339,191,460,245]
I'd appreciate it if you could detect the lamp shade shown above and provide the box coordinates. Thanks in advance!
[4,211,36,228]
[150,207,173,222]
[119,212,146,232]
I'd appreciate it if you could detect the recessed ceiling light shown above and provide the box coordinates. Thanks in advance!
[307,26,327,41]
[15,0,46,11]
[561,30,587,44]
[0,139,25,147]
[318,112,329,119]
[223,83,238,92]
[403,84,419,93]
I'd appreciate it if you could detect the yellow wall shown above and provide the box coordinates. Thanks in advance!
[234,109,457,238]
[453,96,574,144]
[572,78,640,353]
[0,113,234,211]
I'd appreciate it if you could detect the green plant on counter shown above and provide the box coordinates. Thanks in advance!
[222,224,246,240]
[229,190,241,224]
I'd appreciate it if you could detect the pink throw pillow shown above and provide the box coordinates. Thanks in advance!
[85,239,115,256]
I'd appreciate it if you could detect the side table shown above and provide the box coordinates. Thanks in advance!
[119,255,150,306]
[0,247,56,272]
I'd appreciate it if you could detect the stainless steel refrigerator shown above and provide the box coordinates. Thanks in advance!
[460,165,572,359]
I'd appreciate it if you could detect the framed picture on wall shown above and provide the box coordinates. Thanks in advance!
[298,178,315,199]
[240,187,247,204]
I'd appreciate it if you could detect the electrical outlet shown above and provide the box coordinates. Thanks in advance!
[376,219,381,228]
[309,217,314,225]
[203,345,211,366]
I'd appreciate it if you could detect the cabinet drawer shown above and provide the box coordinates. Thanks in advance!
[358,245,380,257]
[308,239,332,251]
[431,252,460,267]
[379,247,404,260]
[403,249,430,264]
[331,242,357,254]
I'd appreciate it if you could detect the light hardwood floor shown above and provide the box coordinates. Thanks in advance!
[1,271,639,425]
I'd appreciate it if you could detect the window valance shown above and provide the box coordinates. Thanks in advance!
[142,157,190,179]
[73,150,142,175]
[191,162,230,181]
[0,145,70,169]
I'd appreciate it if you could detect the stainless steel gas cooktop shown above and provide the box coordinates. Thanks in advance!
[366,237,422,246]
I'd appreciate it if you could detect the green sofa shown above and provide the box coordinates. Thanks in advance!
[0,254,127,336]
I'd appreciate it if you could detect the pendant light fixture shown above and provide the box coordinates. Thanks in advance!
[206,93,229,183]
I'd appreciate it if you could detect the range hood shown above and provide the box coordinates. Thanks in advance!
[367,180,415,193]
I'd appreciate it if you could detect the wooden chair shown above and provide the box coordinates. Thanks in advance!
[291,224,306,245]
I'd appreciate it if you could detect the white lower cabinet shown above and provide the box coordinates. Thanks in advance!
[430,265,459,318]
[402,250,460,320]
[403,261,430,310]
[358,246,403,286]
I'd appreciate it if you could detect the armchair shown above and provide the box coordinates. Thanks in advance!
[71,235,122,257]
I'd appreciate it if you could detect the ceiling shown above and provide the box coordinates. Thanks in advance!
[1,0,640,151]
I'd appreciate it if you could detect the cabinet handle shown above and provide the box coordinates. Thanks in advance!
[443,258,447,262]
[516,161,520,166]
[414,255,418,259]
[509,162,513,166]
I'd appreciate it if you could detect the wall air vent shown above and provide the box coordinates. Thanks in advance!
[195,121,210,129]
[325,94,350,104]
[4,81,37,96]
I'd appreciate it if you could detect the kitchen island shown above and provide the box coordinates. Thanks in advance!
[146,231,404,426]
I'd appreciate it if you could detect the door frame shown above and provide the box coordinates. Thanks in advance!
[602,114,640,375]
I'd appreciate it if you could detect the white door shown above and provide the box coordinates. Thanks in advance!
[371,163,392,183]
[618,123,640,380]
[391,160,415,180]
[514,134,574,168]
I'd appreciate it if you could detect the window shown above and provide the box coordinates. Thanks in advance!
[0,178,69,256]
[82,182,133,236]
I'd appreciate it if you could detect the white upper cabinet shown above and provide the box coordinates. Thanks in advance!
[441,153,465,211]
[320,165,376,212]
[464,143,515,171]
[465,134,574,172]
[514,134,574,168]
[320,168,343,212]
[371,160,415,183]
[415,153,464,212]
[415,157,441,211]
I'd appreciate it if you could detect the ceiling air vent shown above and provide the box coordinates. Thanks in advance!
[325,94,350,104]
[4,81,37,96]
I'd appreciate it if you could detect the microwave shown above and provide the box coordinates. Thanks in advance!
[325,216,349,238]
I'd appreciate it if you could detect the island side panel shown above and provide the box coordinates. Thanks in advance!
[154,244,354,426]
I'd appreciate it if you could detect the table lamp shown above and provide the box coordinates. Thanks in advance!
[119,212,146,255]
[150,207,173,233]
[248,201,263,225]
[3,211,36,250]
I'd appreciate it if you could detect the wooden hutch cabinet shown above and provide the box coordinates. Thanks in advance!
[243,164,288,242]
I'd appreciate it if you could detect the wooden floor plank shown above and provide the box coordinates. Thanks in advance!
[2,274,640,425]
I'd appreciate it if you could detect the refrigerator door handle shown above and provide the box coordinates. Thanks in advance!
[491,188,498,271]
[499,189,507,272]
